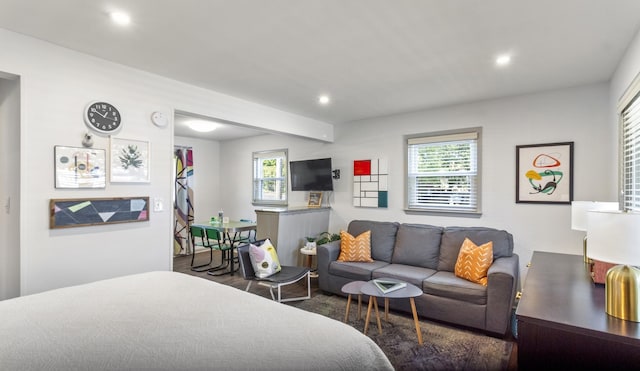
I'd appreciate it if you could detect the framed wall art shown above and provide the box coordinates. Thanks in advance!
[110,137,150,183]
[353,158,388,208]
[54,146,106,188]
[308,191,323,208]
[50,196,149,229]
[516,142,574,204]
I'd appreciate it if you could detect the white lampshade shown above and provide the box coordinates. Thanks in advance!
[587,210,640,266]
[571,201,618,231]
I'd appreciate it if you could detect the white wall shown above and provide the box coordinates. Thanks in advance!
[0,75,20,300]
[218,133,333,221]
[334,84,614,280]
[0,29,333,295]
[222,83,614,282]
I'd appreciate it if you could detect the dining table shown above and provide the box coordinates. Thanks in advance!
[191,220,257,276]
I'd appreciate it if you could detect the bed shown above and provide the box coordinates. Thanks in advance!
[0,271,393,370]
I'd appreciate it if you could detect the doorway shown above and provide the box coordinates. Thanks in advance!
[0,73,21,300]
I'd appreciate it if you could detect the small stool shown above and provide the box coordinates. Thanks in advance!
[341,281,366,323]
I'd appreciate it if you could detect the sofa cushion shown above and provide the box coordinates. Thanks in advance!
[454,238,493,286]
[348,220,399,263]
[371,264,437,288]
[423,271,487,305]
[392,224,442,269]
[438,227,513,272]
[329,260,389,281]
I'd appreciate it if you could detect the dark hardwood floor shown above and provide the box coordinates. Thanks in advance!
[173,250,518,370]
[173,250,319,297]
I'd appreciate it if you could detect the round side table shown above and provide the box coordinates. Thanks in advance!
[299,247,318,278]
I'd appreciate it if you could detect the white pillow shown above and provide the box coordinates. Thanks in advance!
[248,239,282,278]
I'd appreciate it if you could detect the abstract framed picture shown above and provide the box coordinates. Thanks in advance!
[54,146,106,188]
[50,196,149,229]
[516,142,574,204]
[353,158,388,208]
[110,137,150,183]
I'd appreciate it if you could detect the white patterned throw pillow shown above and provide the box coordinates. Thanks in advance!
[248,239,282,278]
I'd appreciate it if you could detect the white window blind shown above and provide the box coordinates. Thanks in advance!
[621,92,640,212]
[406,129,481,213]
[253,149,287,205]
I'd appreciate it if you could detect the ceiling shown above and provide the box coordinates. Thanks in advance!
[2,0,640,134]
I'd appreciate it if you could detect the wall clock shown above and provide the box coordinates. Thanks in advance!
[84,101,122,135]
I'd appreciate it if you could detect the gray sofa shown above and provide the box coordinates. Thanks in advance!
[317,220,519,335]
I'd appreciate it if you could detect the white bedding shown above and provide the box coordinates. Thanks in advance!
[0,271,392,370]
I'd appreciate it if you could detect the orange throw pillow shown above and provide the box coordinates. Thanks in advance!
[337,230,373,262]
[454,238,493,286]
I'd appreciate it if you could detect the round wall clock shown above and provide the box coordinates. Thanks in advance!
[84,101,122,134]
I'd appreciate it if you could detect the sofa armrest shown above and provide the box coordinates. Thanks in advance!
[317,240,341,291]
[485,254,519,335]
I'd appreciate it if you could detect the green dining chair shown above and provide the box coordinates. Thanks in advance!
[190,225,232,272]
[235,219,256,244]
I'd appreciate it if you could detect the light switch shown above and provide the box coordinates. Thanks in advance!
[154,198,163,212]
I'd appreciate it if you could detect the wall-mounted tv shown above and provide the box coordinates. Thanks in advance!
[290,158,334,191]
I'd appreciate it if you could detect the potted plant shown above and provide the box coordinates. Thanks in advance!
[304,236,316,250]
[316,232,340,246]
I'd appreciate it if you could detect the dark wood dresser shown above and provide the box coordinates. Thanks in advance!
[516,251,640,370]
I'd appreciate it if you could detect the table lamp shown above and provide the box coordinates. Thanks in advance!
[587,210,640,322]
[571,201,618,262]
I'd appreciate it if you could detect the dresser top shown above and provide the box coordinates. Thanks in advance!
[516,251,640,343]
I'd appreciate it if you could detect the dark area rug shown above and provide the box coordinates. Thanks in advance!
[287,293,513,371]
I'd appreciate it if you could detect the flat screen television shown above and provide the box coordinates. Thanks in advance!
[289,158,333,191]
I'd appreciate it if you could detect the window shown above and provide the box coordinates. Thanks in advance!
[405,128,481,214]
[620,86,640,212]
[253,149,287,205]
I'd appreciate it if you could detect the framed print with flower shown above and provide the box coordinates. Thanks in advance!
[54,146,106,188]
[516,141,573,204]
[110,137,150,183]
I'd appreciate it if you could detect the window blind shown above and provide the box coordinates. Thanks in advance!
[407,129,480,213]
[621,92,640,212]
[252,149,287,205]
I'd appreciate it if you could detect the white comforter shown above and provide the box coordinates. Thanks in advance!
[0,271,392,370]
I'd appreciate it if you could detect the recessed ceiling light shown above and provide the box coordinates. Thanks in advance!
[186,120,219,132]
[495,54,511,67]
[318,95,331,105]
[110,11,131,26]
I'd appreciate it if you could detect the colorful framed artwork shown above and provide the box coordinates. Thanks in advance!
[353,158,388,208]
[110,137,150,183]
[516,142,574,204]
[50,197,149,229]
[54,146,106,188]
[308,191,323,208]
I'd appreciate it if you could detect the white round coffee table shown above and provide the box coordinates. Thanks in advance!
[360,278,423,345]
